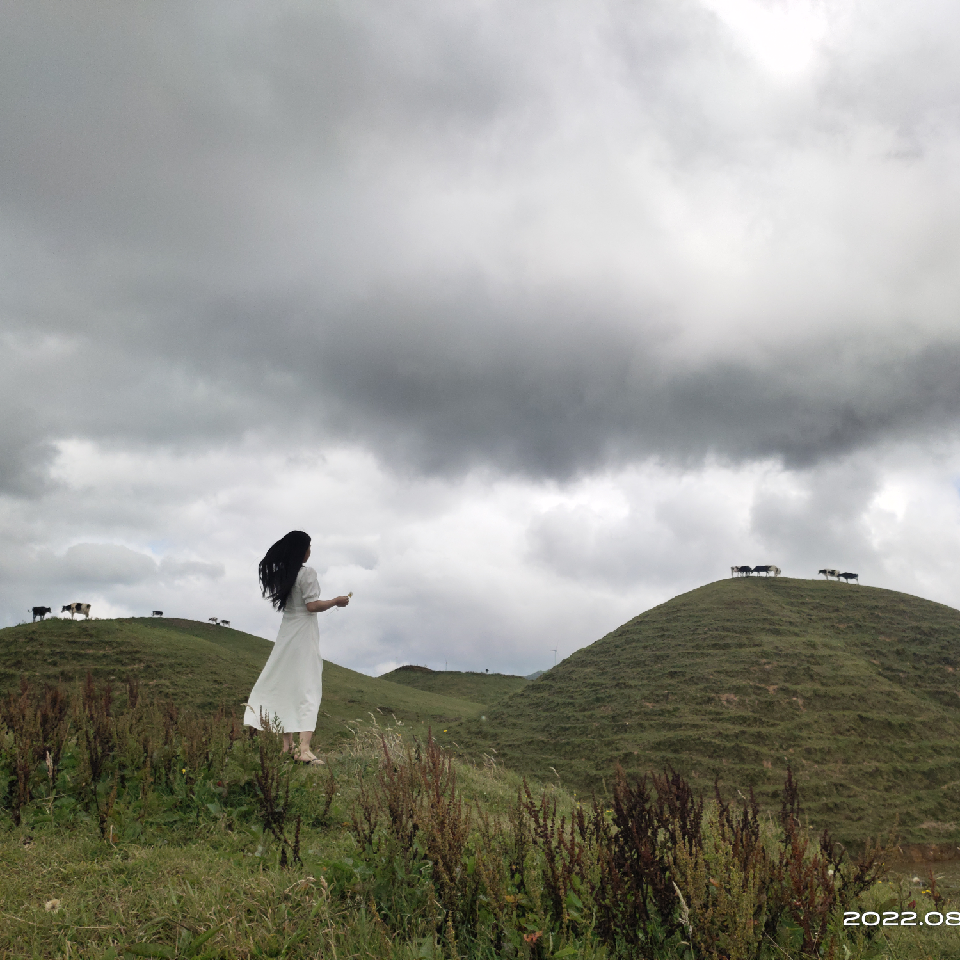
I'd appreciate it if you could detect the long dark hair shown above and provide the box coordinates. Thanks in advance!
[259,530,311,611]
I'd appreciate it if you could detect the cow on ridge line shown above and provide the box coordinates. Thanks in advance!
[62,602,91,619]
[32,606,51,621]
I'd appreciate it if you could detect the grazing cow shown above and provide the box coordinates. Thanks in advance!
[752,565,779,577]
[62,602,91,619]
[152,610,163,617]
[736,565,753,577]
[819,569,841,580]
[838,571,859,584]
[208,617,219,624]
[220,620,230,627]
[32,606,52,622]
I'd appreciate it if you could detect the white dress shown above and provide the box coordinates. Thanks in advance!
[244,565,324,732]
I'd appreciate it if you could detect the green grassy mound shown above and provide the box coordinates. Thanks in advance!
[379,664,529,704]
[0,617,481,746]
[448,577,960,848]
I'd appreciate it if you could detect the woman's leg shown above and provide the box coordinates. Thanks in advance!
[282,732,294,753]
[297,732,313,758]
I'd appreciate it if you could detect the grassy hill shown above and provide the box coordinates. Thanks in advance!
[9,581,960,849]
[0,617,481,746]
[379,665,529,704]
[446,577,960,848]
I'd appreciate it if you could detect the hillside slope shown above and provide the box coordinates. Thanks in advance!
[380,665,529,704]
[0,617,481,746]
[448,577,960,847]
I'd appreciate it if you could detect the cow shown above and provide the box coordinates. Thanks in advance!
[220,620,230,627]
[208,617,219,625]
[730,566,738,578]
[32,606,52,622]
[819,569,841,580]
[62,602,91,619]
[152,610,163,617]
[752,565,780,577]
[736,565,753,577]
[838,571,859,584]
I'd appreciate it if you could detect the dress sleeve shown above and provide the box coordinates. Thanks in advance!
[301,566,321,603]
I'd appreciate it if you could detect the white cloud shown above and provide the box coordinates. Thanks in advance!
[700,0,828,78]
[60,544,157,585]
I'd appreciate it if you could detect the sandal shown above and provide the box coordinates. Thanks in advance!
[295,753,325,766]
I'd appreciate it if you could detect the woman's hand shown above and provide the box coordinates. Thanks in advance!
[305,595,350,613]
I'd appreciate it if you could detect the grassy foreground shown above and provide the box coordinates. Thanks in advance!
[1,675,959,959]
[4,779,958,960]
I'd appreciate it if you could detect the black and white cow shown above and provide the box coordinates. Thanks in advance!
[208,617,219,625]
[838,571,859,584]
[736,565,754,577]
[752,565,781,577]
[32,606,52,621]
[152,611,163,617]
[219,620,230,627]
[62,602,91,619]
[819,569,841,580]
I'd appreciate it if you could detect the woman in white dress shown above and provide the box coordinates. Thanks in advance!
[243,530,350,764]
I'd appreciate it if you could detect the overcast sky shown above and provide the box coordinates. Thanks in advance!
[3,0,960,677]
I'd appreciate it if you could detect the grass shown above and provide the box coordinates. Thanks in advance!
[379,665,529,704]
[446,577,960,850]
[0,727,957,959]
[7,574,960,880]
[0,617,483,751]
[0,670,957,960]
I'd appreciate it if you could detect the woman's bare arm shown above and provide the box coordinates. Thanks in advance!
[305,596,350,613]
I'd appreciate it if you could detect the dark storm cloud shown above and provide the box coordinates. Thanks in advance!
[11,284,960,484]
[3,0,960,491]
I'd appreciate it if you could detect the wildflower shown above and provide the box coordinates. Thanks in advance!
[523,931,543,944]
